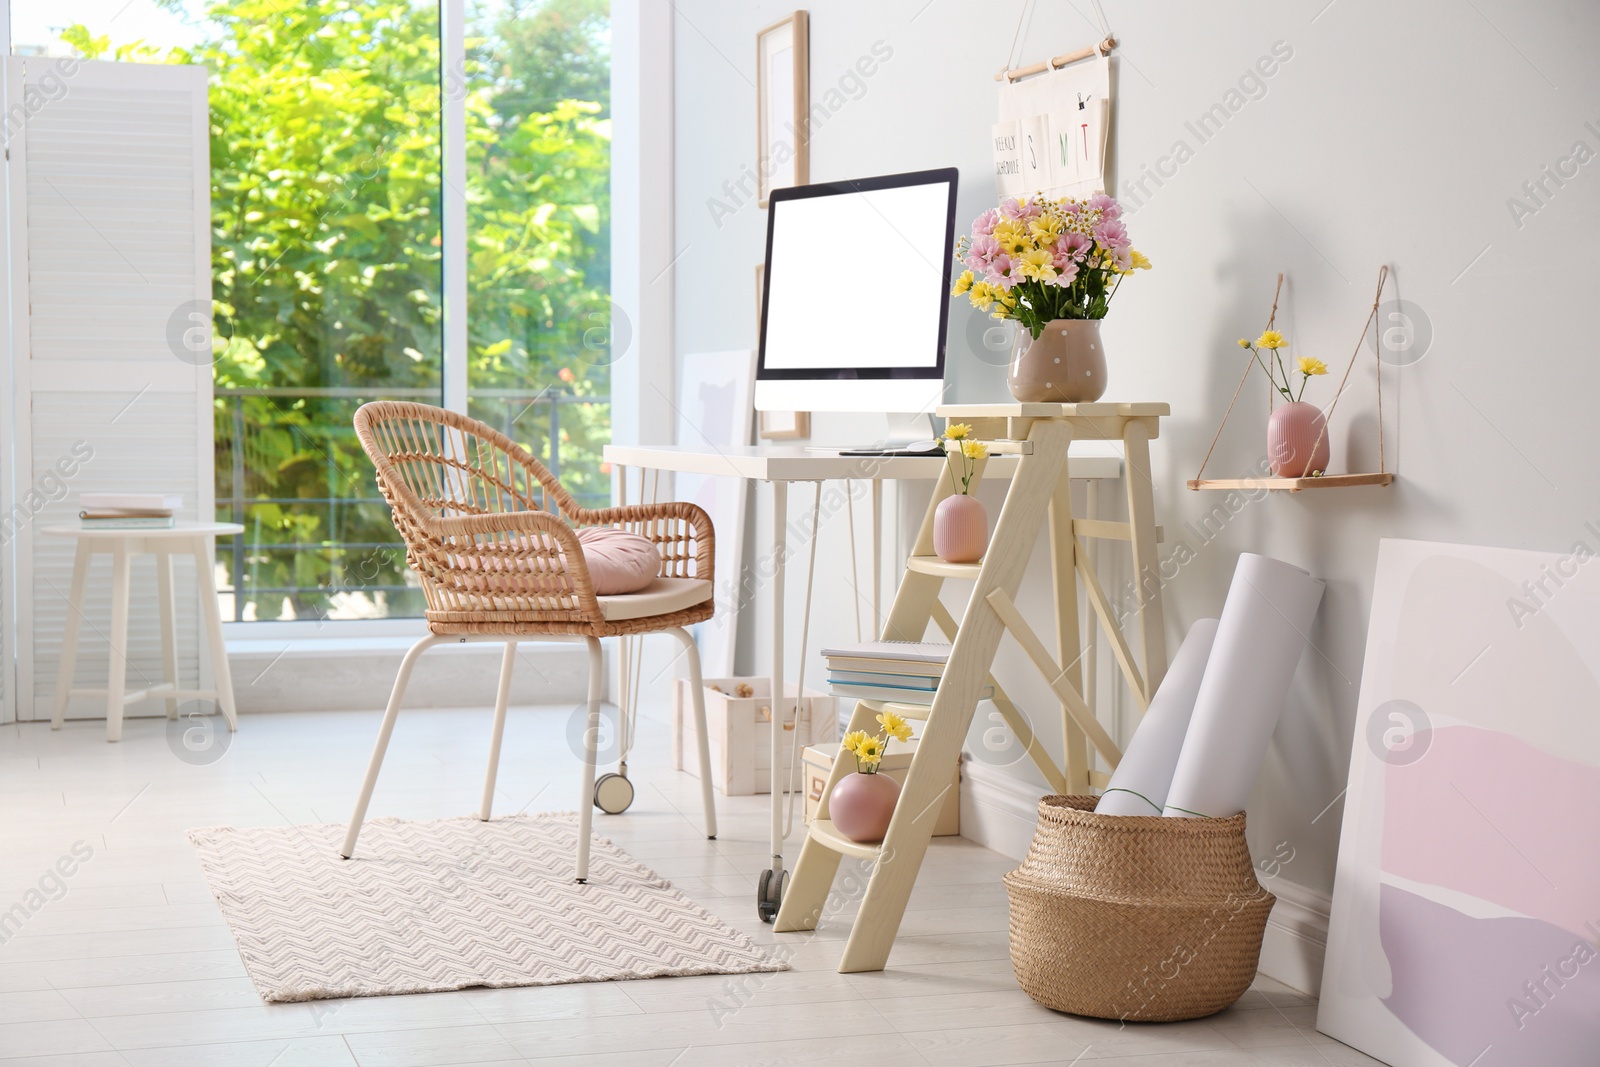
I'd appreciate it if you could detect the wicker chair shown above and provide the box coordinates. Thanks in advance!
[338,401,718,881]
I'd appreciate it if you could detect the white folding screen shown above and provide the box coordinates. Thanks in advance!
[0,309,10,727]
[7,57,214,722]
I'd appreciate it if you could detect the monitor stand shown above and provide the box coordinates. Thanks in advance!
[832,412,941,457]
[883,411,936,448]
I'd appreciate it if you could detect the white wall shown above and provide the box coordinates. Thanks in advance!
[668,0,1600,939]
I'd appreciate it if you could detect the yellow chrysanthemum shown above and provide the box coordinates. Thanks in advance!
[951,269,974,296]
[1237,338,1251,348]
[876,710,913,743]
[842,730,870,757]
[944,423,970,440]
[855,736,884,765]
[992,220,1029,256]
[1129,250,1152,271]
[1298,356,1329,376]
[1016,247,1056,282]
[1256,330,1287,350]
[1028,216,1063,244]
[961,439,989,460]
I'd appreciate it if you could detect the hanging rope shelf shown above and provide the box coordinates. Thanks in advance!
[1189,268,1397,493]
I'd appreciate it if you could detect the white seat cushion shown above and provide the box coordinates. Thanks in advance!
[596,577,713,621]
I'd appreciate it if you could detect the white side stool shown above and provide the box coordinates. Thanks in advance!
[41,522,244,742]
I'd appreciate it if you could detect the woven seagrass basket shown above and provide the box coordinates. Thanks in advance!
[1004,795,1275,1022]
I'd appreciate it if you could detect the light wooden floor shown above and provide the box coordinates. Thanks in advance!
[0,703,1383,1066]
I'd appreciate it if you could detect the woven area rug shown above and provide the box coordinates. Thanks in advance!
[188,813,785,1002]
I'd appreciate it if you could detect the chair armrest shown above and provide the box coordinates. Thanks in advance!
[424,508,602,614]
[567,501,714,585]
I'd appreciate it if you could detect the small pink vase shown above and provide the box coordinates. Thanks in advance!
[829,771,901,843]
[933,493,988,563]
[1267,402,1331,478]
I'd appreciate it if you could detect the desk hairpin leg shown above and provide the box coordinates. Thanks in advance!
[872,479,883,633]
[758,479,789,922]
[758,477,825,923]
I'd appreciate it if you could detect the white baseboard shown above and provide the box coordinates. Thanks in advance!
[958,761,1047,861]
[225,638,598,714]
[960,766,1331,996]
[1257,875,1330,996]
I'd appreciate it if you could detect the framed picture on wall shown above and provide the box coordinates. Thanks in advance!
[754,263,810,440]
[756,10,809,207]
[759,410,811,440]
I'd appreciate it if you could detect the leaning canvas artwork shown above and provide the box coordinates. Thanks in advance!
[1319,537,1600,1067]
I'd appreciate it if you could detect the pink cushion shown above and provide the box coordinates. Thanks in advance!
[576,526,660,595]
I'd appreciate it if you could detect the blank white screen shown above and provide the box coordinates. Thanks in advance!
[764,182,950,371]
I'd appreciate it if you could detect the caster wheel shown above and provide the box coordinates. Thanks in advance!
[756,867,787,924]
[593,772,635,814]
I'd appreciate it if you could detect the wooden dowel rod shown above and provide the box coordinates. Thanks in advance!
[930,599,1069,795]
[996,37,1116,82]
[986,588,1123,770]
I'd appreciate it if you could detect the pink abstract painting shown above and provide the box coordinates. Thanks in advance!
[1319,540,1600,1067]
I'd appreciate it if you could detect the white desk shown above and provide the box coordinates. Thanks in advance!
[42,522,243,742]
[601,443,1124,879]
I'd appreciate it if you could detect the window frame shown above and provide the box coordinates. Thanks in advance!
[213,0,463,639]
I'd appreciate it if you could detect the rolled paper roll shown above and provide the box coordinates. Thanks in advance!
[1163,553,1325,819]
[1096,618,1220,816]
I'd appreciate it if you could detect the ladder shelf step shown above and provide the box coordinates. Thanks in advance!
[807,819,886,861]
[905,555,983,579]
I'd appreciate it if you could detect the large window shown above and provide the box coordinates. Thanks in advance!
[466,1,612,515]
[11,0,612,623]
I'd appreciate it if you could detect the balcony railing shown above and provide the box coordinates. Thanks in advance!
[214,386,610,622]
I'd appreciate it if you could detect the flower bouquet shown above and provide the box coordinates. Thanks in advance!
[830,711,914,843]
[1237,330,1332,477]
[933,423,990,563]
[952,193,1150,403]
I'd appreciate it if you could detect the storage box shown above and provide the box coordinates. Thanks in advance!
[672,677,838,796]
[801,743,961,837]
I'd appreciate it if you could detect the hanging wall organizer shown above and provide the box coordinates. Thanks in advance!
[992,0,1115,199]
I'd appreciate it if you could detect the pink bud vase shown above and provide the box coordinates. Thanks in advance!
[1267,402,1331,478]
[933,493,988,563]
[829,770,901,843]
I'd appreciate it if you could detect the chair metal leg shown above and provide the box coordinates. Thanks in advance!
[479,641,518,821]
[669,627,718,839]
[575,636,603,883]
[340,634,445,858]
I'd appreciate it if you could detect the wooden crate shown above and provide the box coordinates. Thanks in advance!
[801,743,960,837]
[672,677,838,796]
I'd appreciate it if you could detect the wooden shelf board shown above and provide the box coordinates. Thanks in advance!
[850,697,934,720]
[937,401,1171,418]
[807,819,886,861]
[1187,473,1394,493]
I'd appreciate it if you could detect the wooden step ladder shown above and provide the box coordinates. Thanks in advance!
[773,402,1170,972]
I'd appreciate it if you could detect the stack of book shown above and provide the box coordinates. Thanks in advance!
[80,493,182,530]
[821,640,992,704]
